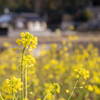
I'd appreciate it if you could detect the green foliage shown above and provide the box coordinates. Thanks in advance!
[0,0,89,12]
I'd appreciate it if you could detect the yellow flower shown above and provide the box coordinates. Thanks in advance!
[20,32,25,37]
[82,82,85,85]
[28,48,32,52]
[15,39,21,46]
[76,75,79,78]
[3,42,11,47]
[13,48,17,51]
[63,46,68,51]
[80,86,83,89]
[29,92,33,94]
[2,76,22,94]
[36,98,41,100]
[66,89,69,93]
[54,83,60,93]
[94,85,100,94]
[23,98,29,100]
[17,47,21,51]
[15,32,38,51]
[41,50,47,56]
[58,98,66,100]
[68,76,72,80]
[87,85,93,91]
[20,55,35,67]
[74,68,89,80]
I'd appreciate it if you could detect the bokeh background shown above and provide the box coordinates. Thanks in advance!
[0,0,100,100]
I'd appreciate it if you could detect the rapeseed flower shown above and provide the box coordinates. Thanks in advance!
[66,89,69,93]
[74,68,89,80]
[87,84,93,91]
[54,83,60,93]
[14,32,38,51]
[2,76,22,94]
[19,55,35,67]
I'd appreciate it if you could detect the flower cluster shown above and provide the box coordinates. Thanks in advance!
[54,83,60,93]
[20,55,35,67]
[14,32,38,51]
[74,67,89,80]
[2,76,22,94]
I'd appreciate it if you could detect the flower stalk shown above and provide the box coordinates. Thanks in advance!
[68,76,80,100]
[43,91,51,100]
[12,91,15,100]
[25,65,28,100]
[21,47,25,100]
[43,83,60,100]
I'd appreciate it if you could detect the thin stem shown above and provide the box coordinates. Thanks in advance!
[43,91,51,100]
[13,93,15,100]
[68,77,80,100]
[12,88,15,100]
[25,65,28,100]
[21,47,25,100]
[0,93,4,100]
[43,89,54,100]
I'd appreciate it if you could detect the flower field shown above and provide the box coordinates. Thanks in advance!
[0,32,100,100]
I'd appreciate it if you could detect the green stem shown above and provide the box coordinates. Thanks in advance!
[0,93,4,100]
[25,65,28,100]
[43,91,51,100]
[68,77,80,100]
[43,89,54,100]
[12,88,15,100]
[13,93,15,100]
[21,47,25,100]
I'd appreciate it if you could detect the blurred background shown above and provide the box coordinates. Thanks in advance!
[0,0,100,48]
[0,0,100,52]
[0,0,100,36]
[1,0,100,100]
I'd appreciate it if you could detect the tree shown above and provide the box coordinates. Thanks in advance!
[79,10,94,21]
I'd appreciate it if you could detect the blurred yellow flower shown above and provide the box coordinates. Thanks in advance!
[66,89,69,93]
[87,85,93,91]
